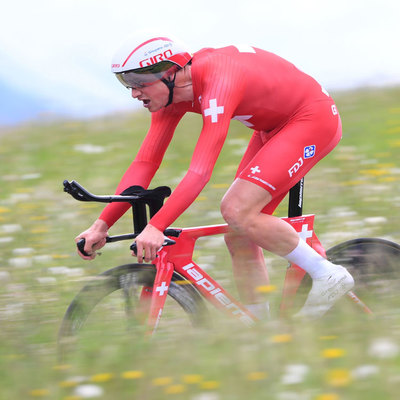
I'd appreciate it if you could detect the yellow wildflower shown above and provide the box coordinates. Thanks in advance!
[165,384,186,394]
[271,334,292,343]
[182,374,203,384]
[325,369,352,387]
[246,371,268,381]
[321,348,346,359]
[152,377,173,386]
[90,373,114,382]
[121,370,144,380]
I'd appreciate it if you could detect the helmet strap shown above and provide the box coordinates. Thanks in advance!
[161,73,177,107]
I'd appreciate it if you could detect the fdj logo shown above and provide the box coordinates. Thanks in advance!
[288,157,304,177]
[304,145,316,159]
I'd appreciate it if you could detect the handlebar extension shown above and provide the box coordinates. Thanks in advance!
[64,179,180,256]
[63,180,171,204]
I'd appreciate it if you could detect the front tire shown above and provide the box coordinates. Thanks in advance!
[58,263,208,355]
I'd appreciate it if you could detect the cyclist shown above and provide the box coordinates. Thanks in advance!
[76,35,354,319]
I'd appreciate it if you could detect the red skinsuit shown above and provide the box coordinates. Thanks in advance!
[100,45,341,231]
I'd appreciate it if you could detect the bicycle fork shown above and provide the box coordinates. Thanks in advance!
[143,252,174,335]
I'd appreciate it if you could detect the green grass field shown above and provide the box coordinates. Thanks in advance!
[0,86,399,399]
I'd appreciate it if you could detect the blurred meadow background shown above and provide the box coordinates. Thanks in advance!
[0,86,399,399]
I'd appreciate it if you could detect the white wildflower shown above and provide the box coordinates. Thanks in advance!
[73,384,104,398]
[74,144,106,154]
[369,338,399,359]
[281,364,309,385]
[352,364,380,379]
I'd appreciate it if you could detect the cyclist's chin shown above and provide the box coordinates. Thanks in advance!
[146,101,163,113]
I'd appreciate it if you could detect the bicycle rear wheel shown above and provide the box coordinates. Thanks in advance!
[58,263,208,354]
[295,238,400,315]
[326,238,400,314]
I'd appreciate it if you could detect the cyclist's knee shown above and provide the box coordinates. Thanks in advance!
[221,198,246,230]
[221,179,273,230]
[221,203,259,236]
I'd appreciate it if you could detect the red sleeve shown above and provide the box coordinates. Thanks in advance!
[99,107,185,228]
[149,54,246,231]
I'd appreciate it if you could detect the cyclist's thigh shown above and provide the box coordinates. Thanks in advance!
[237,100,342,213]
[235,130,265,176]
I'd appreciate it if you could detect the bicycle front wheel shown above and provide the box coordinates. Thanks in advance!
[58,263,208,353]
[326,238,400,314]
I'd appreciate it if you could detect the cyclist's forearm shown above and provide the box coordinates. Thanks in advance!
[99,203,131,228]
[99,160,158,228]
[149,169,210,231]
[91,218,109,232]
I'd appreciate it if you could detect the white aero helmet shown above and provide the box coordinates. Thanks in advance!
[111,36,192,106]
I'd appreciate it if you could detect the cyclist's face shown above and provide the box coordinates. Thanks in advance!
[131,80,169,112]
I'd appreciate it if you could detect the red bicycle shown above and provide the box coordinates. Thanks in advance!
[59,179,400,348]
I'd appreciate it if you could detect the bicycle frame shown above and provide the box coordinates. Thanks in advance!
[139,179,371,335]
[144,214,324,335]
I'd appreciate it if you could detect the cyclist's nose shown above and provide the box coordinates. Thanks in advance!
[131,88,141,98]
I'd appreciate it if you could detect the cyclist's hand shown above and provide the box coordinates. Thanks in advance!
[75,219,108,260]
[133,224,165,263]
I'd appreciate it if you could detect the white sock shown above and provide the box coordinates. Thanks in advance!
[246,301,270,320]
[283,239,335,279]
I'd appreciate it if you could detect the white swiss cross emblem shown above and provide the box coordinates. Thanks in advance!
[156,282,169,296]
[204,99,224,123]
[299,224,313,241]
[232,115,254,128]
[250,166,261,174]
